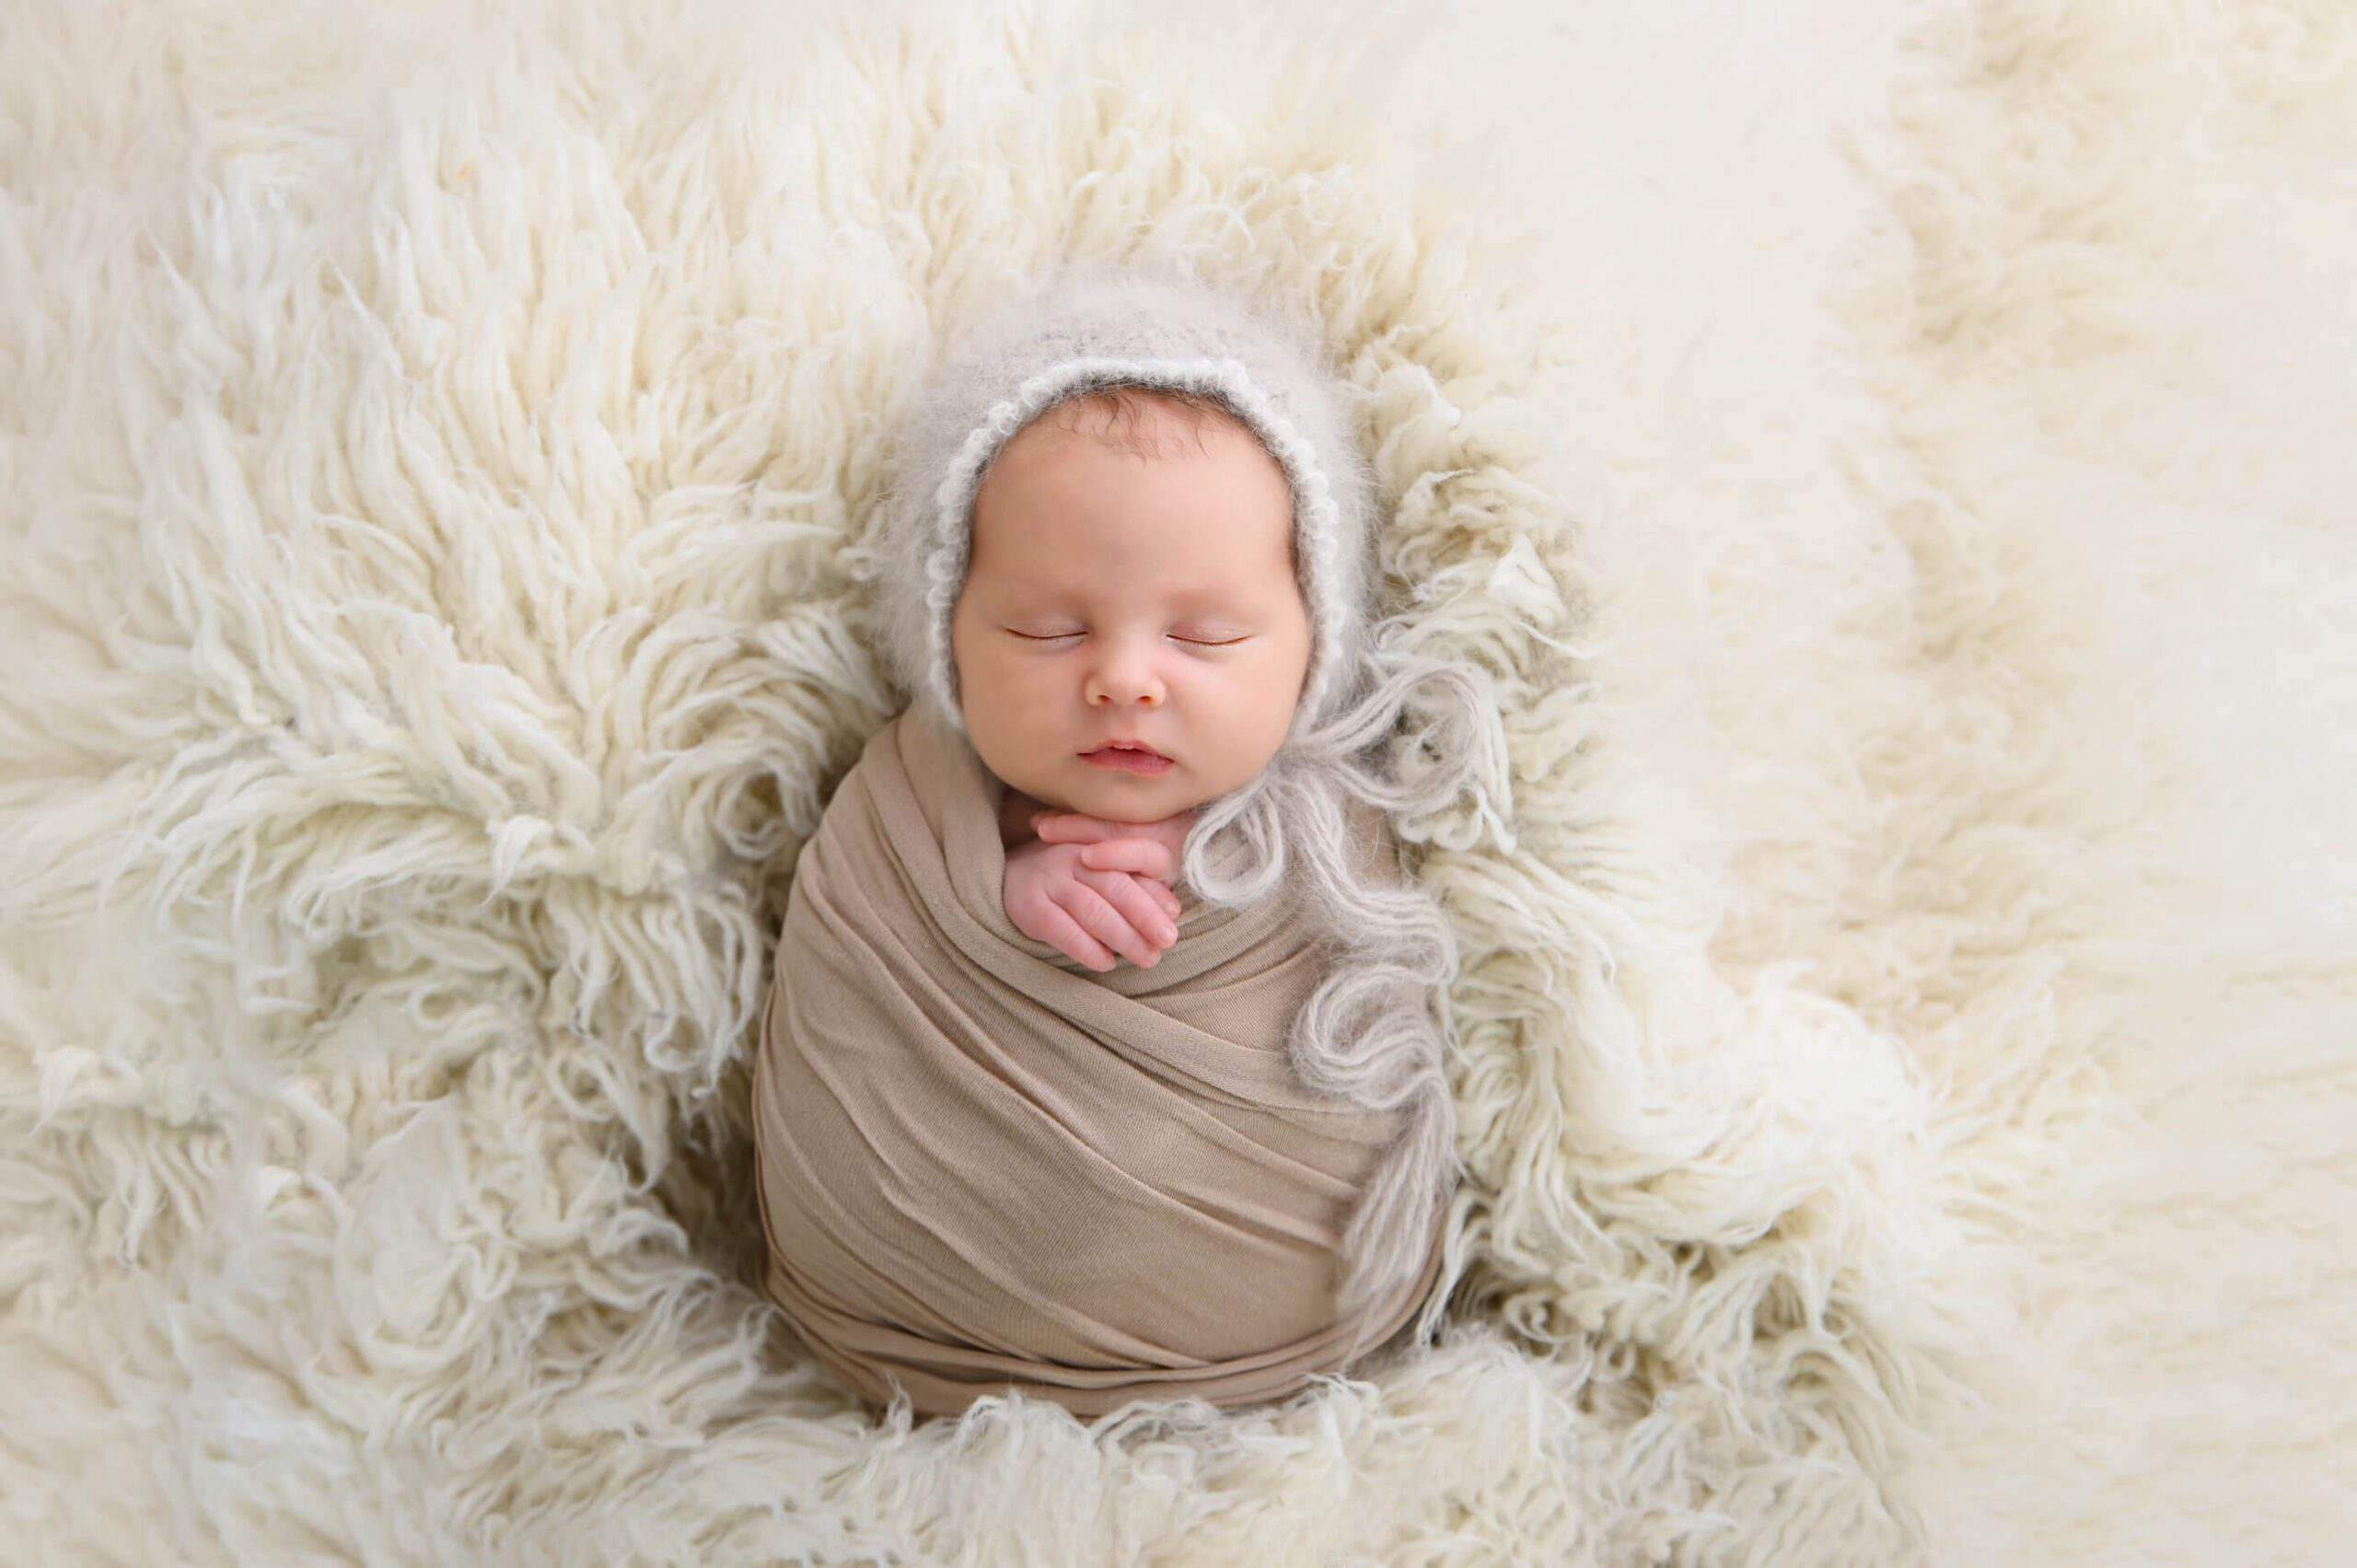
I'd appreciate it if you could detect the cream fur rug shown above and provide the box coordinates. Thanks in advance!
[5,0,2352,1562]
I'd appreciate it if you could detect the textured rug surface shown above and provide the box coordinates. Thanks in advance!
[5,0,2352,1562]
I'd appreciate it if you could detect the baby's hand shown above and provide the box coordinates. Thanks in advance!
[1028,807,1197,890]
[1004,839,1182,972]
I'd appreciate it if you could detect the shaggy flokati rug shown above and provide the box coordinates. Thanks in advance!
[5,0,2352,1561]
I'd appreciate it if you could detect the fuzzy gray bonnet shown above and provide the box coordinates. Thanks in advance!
[856,267,1380,747]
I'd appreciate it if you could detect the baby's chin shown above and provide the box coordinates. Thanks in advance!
[1057,759,1205,818]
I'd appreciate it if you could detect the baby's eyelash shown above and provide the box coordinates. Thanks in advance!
[1011,631,1248,647]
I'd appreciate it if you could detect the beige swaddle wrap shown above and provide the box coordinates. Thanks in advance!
[751,701,1446,1418]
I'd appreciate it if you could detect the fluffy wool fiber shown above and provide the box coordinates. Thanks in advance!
[4,0,2352,1562]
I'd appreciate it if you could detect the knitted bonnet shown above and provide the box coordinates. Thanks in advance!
[856,265,1380,747]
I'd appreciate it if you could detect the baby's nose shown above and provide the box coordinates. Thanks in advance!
[1086,660,1164,706]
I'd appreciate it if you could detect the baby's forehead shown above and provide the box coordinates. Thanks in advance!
[976,546,1291,595]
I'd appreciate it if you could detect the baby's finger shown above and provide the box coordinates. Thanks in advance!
[1080,871,1176,955]
[1032,812,1121,844]
[1140,813,1196,862]
[1076,838,1176,881]
[1109,867,1182,921]
[1062,880,1166,968]
[1035,891,1117,971]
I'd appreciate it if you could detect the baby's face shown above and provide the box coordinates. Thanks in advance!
[951,393,1313,823]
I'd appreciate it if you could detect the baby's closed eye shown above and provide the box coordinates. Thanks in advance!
[1007,626,1251,647]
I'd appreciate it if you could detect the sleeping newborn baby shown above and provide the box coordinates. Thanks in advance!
[750,265,1498,1421]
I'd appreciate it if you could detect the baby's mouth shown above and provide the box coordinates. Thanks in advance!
[1080,742,1174,772]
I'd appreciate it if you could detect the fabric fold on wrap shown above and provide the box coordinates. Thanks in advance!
[751,703,1446,1419]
